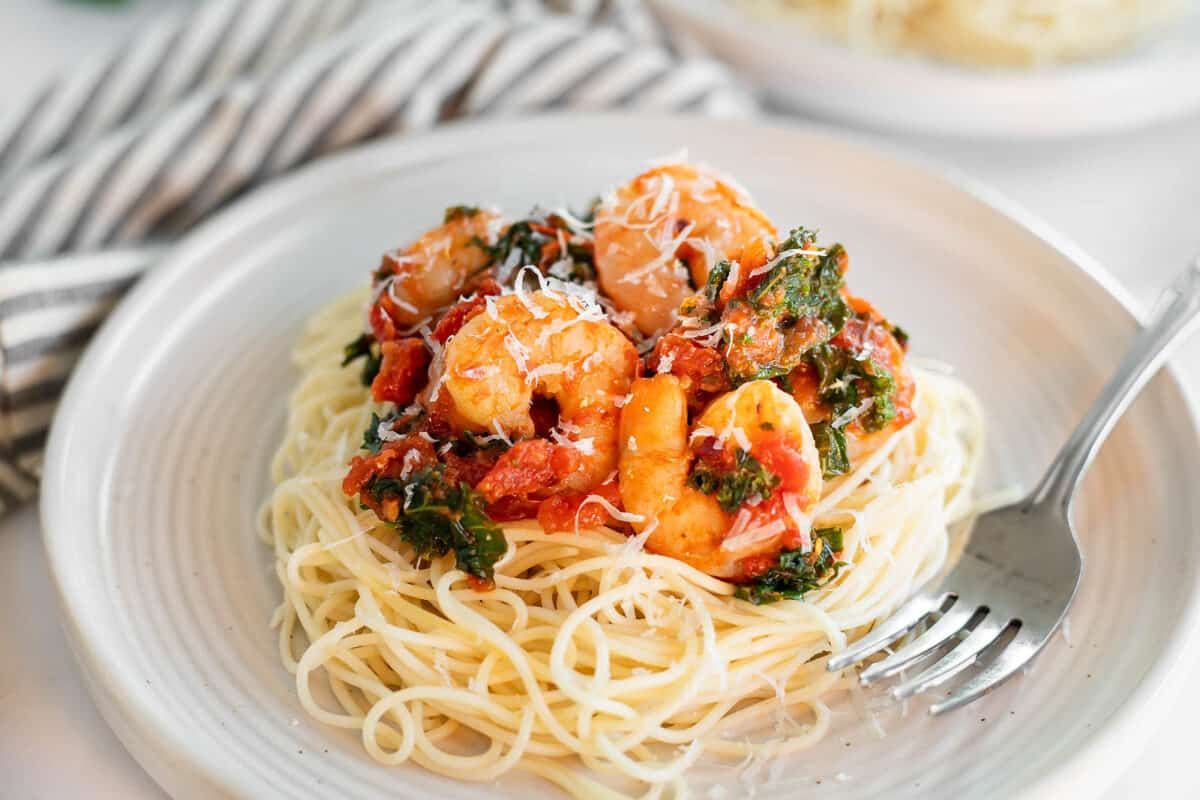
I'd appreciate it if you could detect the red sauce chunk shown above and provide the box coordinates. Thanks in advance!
[475,440,581,504]
[370,338,430,405]
[537,480,624,533]
[368,301,401,343]
[752,435,810,494]
[651,333,731,396]
[432,278,502,343]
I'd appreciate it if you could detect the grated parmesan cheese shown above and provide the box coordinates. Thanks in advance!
[832,397,874,429]
[503,333,532,375]
[524,362,567,385]
[575,495,647,535]
[720,516,786,553]
[747,247,827,279]
[489,420,513,447]
[460,365,499,380]
[386,279,419,314]
[399,448,423,480]
[656,350,676,374]
[782,492,813,552]
[377,420,403,444]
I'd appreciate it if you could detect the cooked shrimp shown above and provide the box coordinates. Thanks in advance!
[440,287,638,494]
[372,207,501,331]
[593,164,776,335]
[785,292,916,464]
[618,377,822,579]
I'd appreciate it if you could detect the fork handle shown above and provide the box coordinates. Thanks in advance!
[1029,260,1200,514]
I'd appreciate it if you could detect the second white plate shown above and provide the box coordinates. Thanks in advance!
[653,0,1200,138]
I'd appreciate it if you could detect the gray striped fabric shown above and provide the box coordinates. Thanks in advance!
[0,0,753,512]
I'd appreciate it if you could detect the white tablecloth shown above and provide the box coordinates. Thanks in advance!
[2,2,1197,797]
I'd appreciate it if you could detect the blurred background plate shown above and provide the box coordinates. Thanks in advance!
[652,0,1200,138]
[40,113,1200,799]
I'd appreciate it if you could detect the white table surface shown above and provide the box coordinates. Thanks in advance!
[2,2,1198,798]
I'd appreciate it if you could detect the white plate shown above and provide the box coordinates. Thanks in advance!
[41,114,1200,799]
[652,0,1200,138]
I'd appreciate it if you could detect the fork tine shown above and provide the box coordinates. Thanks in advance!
[891,616,1009,700]
[858,600,977,685]
[929,631,1041,715]
[826,594,940,672]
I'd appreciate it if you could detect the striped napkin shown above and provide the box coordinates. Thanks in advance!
[0,0,754,512]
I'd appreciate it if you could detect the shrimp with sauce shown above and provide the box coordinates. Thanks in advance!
[656,227,915,475]
[593,163,776,336]
[439,287,638,507]
[618,377,823,580]
[370,207,502,337]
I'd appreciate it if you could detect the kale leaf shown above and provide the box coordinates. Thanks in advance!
[811,422,850,479]
[705,260,732,303]
[363,466,507,582]
[735,528,846,604]
[360,410,425,454]
[805,343,897,433]
[747,232,849,332]
[721,229,851,386]
[688,447,780,512]
[475,219,545,271]
[361,412,390,454]
[342,333,382,386]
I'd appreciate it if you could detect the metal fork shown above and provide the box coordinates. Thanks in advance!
[826,260,1200,715]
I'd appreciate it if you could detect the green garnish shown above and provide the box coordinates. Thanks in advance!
[747,233,849,331]
[811,422,849,478]
[342,333,382,386]
[363,466,507,582]
[813,526,844,551]
[471,220,543,274]
[470,215,596,285]
[735,528,846,604]
[361,412,391,454]
[705,260,732,303]
[360,410,424,454]
[453,430,512,455]
[805,343,897,433]
[722,229,851,385]
[688,447,780,512]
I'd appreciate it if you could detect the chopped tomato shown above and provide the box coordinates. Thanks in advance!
[424,391,459,441]
[475,440,581,504]
[692,434,735,472]
[485,495,540,522]
[368,302,400,343]
[730,552,778,582]
[432,278,501,343]
[717,236,773,306]
[651,333,731,397]
[442,449,499,489]
[752,435,810,494]
[465,574,494,591]
[370,338,430,405]
[537,480,624,533]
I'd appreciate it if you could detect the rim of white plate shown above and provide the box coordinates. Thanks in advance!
[39,112,1200,800]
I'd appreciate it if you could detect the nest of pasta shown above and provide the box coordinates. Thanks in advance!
[261,161,983,798]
